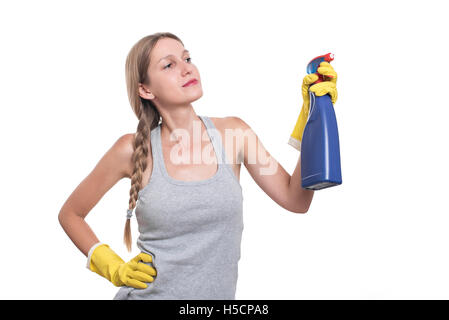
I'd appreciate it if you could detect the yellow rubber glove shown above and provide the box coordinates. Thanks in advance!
[288,61,338,151]
[88,243,157,289]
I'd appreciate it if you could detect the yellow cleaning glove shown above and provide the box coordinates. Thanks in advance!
[87,243,157,289]
[288,62,338,151]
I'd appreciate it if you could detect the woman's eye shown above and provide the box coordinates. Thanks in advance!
[164,57,192,70]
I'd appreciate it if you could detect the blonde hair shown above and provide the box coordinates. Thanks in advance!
[124,32,184,252]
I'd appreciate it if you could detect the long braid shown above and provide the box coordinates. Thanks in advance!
[123,112,151,252]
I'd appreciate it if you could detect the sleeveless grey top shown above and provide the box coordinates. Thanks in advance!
[113,115,244,300]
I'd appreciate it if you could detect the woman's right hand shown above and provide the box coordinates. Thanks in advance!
[88,243,157,289]
[114,252,157,289]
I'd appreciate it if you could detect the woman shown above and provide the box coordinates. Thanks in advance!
[58,32,337,299]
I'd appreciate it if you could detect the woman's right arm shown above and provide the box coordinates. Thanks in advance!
[58,134,135,257]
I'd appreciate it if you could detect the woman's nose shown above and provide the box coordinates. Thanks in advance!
[181,61,194,74]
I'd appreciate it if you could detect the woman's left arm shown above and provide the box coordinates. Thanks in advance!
[229,116,313,214]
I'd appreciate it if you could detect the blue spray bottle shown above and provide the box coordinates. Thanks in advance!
[300,53,342,190]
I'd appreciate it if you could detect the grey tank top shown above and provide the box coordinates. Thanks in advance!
[113,115,244,300]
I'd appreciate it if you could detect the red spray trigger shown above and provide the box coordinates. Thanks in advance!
[306,53,334,85]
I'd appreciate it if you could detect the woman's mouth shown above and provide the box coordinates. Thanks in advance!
[182,79,198,87]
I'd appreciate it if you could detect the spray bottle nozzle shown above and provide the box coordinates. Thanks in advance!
[306,52,334,85]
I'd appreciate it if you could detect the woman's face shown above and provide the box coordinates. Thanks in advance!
[142,37,203,106]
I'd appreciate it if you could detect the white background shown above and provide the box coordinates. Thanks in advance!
[1,0,448,299]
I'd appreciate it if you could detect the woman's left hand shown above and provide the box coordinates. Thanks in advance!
[309,61,338,104]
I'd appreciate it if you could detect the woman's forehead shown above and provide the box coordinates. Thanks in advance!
[152,38,185,61]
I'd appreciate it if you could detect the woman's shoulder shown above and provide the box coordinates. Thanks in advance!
[111,133,136,179]
[114,132,153,179]
[209,116,248,131]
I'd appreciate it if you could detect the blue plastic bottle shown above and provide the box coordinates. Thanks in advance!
[301,54,342,190]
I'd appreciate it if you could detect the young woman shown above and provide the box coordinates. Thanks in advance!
[58,32,336,299]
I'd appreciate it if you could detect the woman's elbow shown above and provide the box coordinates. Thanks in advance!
[293,207,308,214]
[58,208,79,226]
[58,209,69,226]
[284,202,308,214]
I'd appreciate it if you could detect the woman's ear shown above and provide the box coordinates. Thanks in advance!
[138,83,155,99]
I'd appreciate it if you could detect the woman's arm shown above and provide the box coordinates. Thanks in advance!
[230,116,313,214]
[289,153,314,212]
[58,134,135,256]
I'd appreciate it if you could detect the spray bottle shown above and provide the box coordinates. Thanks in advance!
[294,53,342,190]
